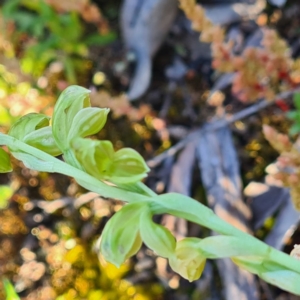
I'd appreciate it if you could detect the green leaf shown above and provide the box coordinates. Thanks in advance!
[0,148,12,173]
[289,124,300,135]
[0,185,13,209]
[8,113,50,141]
[286,110,299,120]
[3,279,20,300]
[64,57,77,84]
[100,202,148,267]
[232,256,265,274]
[10,12,37,32]
[294,93,300,110]
[0,106,12,126]
[29,36,59,57]
[23,126,62,156]
[39,0,55,20]
[85,32,117,46]
[52,85,90,151]
[68,107,109,142]
[232,256,285,276]
[12,151,55,173]
[140,209,176,258]
[260,270,300,295]
[2,0,21,18]
[19,0,41,11]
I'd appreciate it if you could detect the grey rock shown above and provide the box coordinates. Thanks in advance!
[268,0,286,6]
[121,0,178,100]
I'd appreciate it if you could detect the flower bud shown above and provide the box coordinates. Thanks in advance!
[169,238,206,282]
[52,85,90,151]
[8,113,61,156]
[72,138,149,184]
[109,148,150,184]
[8,113,49,140]
[100,202,148,267]
[51,86,109,154]
[23,126,62,156]
[67,107,109,143]
[140,209,176,258]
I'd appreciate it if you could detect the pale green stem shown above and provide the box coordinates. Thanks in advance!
[163,201,300,274]
[63,148,83,170]
[136,181,157,197]
[0,134,151,203]
[1,132,300,276]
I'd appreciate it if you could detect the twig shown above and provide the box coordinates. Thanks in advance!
[147,87,300,168]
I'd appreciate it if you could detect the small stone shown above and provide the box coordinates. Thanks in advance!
[290,244,300,260]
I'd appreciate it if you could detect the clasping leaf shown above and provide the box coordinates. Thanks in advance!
[99,202,148,267]
[140,209,176,258]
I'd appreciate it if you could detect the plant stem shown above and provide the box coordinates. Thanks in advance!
[0,134,153,203]
[1,133,300,277]
[63,149,83,170]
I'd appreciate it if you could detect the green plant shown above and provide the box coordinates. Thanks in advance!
[1,86,300,295]
[287,92,300,135]
[0,185,14,209]
[2,279,20,300]
[1,0,116,82]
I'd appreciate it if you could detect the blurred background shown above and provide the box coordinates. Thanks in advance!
[1,0,300,299]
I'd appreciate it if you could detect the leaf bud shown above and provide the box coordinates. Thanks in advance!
[67,107,109,143]
[169,238,206,282]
